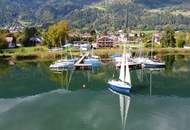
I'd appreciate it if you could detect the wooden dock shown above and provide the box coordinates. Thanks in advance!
[75,64,92,70]
[75,55,86,65]
[129,63,142,70]
[116,62,142,70]
[74,52,92,70]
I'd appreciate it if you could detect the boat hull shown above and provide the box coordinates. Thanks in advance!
[50,62,75,71]
[108,87,130,96]
[143,63,166,68]
[108,80,131,93]
[84,58,101,67]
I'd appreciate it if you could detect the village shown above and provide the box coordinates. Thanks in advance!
[1,25,187,50]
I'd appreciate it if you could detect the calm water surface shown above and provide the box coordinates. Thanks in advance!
[0,55,190,130]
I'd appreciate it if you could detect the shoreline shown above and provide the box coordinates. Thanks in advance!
[1,47,190,61]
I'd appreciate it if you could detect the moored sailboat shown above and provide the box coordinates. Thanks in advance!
[133,34,165,68]
[50,40,77,71]
[108,44,132,92]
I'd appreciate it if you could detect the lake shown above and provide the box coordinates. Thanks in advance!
[0,54,190,130]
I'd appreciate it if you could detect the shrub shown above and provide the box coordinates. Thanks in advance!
[176,32,186,48]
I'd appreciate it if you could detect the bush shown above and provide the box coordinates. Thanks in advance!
[176,32,186,48]
[144,43,161,48]
[0,36,7,49]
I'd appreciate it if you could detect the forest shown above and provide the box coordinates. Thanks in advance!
[0,0,190,31]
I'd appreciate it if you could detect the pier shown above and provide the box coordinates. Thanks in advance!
[129,63,142,70]
[74,52,92,70]
[116,62,142,70]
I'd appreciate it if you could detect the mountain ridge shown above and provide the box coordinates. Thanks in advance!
[1,0,190,30]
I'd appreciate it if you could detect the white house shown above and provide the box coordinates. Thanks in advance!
[5,37,16,48]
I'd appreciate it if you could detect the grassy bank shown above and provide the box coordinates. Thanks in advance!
[1,46,190,61]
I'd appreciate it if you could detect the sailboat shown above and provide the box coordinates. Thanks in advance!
[49,58,76,71]
[108,44,132,92]
[50,39,77,71]
[133,35,165,68]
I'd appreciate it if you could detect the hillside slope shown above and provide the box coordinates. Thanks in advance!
[1,0,190,30]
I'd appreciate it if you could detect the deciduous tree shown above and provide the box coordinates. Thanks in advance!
[44,20,69,47]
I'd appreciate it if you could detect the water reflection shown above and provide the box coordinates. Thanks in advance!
[109,88,130,130]
[0,54,190,98]
[162,55,175,73]
[148,68,165,96]
[0,60,11,76]
[51,69,74,90]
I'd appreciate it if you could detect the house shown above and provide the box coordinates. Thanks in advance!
[153,33,161,43]
[128,33,135,37]
[8,25,24,33]
[69,32,80,38]
[82,32,92,38]
[95,35,114,48]
[29,36,43,45]
[72,41,91,52]
[5,37,16,48]
[118,34,127,43]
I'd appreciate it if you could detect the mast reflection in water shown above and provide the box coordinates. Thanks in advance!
[109,88,130,130]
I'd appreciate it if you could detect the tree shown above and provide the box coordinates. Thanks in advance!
[19,27,39,46]
[186,33,190,46]
[176,32,186,48]
[43,20,69,47]
[160,25,176,47]
[0,29,9,49]
[0,35,7,49]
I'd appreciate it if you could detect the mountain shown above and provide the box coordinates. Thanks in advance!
[66,0,190,30]
[1,0,190,30]
[0,0,101,26]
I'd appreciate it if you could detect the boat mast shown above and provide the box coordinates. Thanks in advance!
[60,37,63,59]
[149,70,152,96]
[119,45,125,81]
[151,34,154,59]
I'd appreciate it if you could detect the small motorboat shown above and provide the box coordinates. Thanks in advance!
[84,57,101,67]
[50,42,78,71]
[133,57,165,68]
[143,59,166,68]
[50,58,77,71]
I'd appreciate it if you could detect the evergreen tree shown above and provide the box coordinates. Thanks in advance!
[161,25,176,47]
[19,27,39,46]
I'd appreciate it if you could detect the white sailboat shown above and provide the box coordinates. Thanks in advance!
[108,44,132,92]
[50,39,77,71]
[133,35,165,68]
[49,58,77,71]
